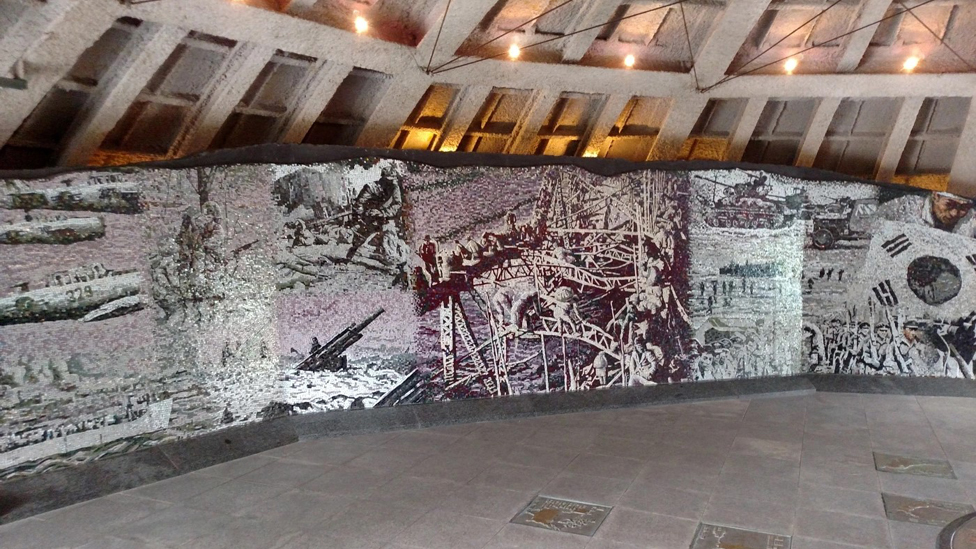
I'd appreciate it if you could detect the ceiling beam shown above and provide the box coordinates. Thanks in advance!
[58,24,187,167]
[836,0,892,72]
[693,0,774,87]
[796,98,841,168]
[356,73,431,148]
[948,99,976,197]
[581,94,630,157]
[169,42,276,157]
[126,0,414,75]
[648,95,710,161]
[437,84,493,152]
[560,0,625,63]
[273,60,353,144]
[875,96,923,182]
[509,89,560,155]
[726,97,767,161]
[416,0,499,72]
[0,0,121,147]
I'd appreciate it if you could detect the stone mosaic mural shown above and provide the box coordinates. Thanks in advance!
[1,158,974,478]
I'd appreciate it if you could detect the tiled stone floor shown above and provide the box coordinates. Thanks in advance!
[3,392,976,548]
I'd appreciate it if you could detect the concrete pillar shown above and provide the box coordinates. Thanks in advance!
[694,0,773,86]
[836,0,892,72]
[948,99,976,197]
[561,0,625,63]
[416,0,499,72]
[725,97,767,162]
[509,89,560,155]
[579,94,630,157]
[876,97,923,182]
[796,98,840,168]
[169,42,276,157]
[356,73,431,148]
[647,95,709,161]
[436,84,492,152]
[58,24,186,167]
[0,0,120,146]
[274,60,352,144]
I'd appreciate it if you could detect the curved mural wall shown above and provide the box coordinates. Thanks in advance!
[1,157,974,479]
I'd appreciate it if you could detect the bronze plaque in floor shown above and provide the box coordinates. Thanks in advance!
[883,492,976,527]
[510,495,612,536]
[874,452,956,479]
[691,523,791,549]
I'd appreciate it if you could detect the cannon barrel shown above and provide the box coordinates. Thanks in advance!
[297,308,385,371]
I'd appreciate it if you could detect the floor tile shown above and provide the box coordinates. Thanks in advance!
[483,523,589,549]
[796,482,885,518]
[704,494,797,535]
[195,454,279,479]
[278,439,372,466]
[541,472,634,505]
[731,436,803,462]
[800,461,880,492]
[471,462,562,493]
[394,509,504,548]
[302,464,399,498]
[236,458,330,488]
[590,508,698,548]
[793,509,891,548]
[616,481,710,520]
[888,520,944,549]
[236,488,355,528]
[563,452,644,482]
[111,505,235,546]
[371,475,464,511]
[183,479,292,514]
[436,484,537,521]
[186,515,302,549]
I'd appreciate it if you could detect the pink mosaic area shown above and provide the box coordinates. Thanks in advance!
[1,158,974,478]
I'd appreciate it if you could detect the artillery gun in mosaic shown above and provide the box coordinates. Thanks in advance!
[296,308,385,372]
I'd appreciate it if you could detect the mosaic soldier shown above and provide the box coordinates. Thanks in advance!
[342,167,403,262]
[418,235,437,276]
[875,191,976,237]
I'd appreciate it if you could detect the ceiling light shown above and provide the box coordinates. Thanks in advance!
[784,57,798,74]
[903,56,920,72]
[624,54,635,68]
[508,43,520,60]
[354,16,368,34]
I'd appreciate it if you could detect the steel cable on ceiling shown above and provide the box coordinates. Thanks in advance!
[700,0,943,92]
[430,0,693,75]
[894,0,976,73]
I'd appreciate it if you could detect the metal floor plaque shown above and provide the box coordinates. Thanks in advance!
[691,523,791,549]
[883,493,976,527]
[510,495,612,536]
[939,512,976,549]
[874,452,957,479]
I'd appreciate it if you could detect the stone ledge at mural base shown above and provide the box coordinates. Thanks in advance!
[1,159,975,479]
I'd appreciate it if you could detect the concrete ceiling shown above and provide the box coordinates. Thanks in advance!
[1,0,975,194]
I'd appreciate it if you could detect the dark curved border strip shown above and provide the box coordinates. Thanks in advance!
[0,143,945,197]
[939,511,976,549]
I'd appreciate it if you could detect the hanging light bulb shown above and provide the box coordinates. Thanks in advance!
[784,57,798,74]
[508,43,521,60]
[624,54,636,68]
[903,56,920,72]
[354,16,369,34]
